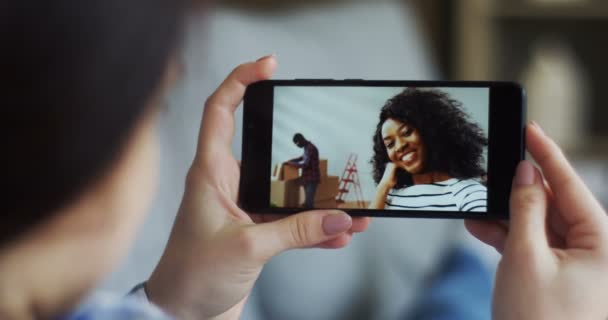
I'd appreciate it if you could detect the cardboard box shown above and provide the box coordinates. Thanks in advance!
[338,201,371,209]
[298,175,340,205]
[314,198,338,208]
[275,159,328,181]
[282,164,300,181]
[272,176,342,208]
[272,158,335,206]
[272,164,279,178]
[319,159,328,177]
[316,175,340,201]
[270,179,301,207]
[274,163,300,181]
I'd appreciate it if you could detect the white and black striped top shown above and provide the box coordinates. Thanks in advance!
[385,178,487,212]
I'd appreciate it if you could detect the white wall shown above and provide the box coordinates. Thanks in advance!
[272,86,489,201]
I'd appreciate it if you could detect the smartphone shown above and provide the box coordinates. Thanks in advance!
[239,79,525,219]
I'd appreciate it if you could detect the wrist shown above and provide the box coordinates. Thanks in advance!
[377,182,393,194]
[147,259,195,320]
[205,304,244,320]
[146,251,245,320]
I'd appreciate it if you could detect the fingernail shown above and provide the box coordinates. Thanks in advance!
[257,53,277,62]
[530,121,545,136]
[322,212,352,236]
[514,161,535,186]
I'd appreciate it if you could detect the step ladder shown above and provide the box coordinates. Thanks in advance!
[336,153,366,208]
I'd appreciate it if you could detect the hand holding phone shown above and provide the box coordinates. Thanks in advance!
[147,58,370,320]
[467,123,608,320]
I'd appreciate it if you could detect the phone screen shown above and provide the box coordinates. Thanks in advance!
[270,86,489,213]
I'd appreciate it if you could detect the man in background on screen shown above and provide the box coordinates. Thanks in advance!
[287,133,321,208]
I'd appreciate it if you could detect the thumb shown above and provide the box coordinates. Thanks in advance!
[249,210,352,260]
[506,160,549,254]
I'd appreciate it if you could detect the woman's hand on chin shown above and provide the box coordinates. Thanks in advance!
[379,162,398,190]
[369,162,398,209]
[145,56,371,320]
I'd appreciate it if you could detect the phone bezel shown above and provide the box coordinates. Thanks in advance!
[240,79,525,219]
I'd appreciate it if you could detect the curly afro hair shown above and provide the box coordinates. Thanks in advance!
[371,88,488,189]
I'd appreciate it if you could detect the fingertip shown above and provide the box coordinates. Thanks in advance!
[256,53,277,62]
[322,211,352,236]
[526,121,564,170]
[351,217,372,233]
[525,122,545,156]
[526,121,545,145]
[529,121,545,136]
[328,210,350,219]
[256,54,278,80]
[513,160,537,187]
[509,163,550,248]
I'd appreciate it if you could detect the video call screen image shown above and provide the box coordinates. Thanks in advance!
[270,86,489,214]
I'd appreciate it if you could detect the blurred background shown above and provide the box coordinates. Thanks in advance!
[102,0,608,319]
[423,0,608,208]
[416,0,608,202]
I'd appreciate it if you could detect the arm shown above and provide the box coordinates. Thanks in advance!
[369,184,391,209]
[284,156,303,168]
[287,156,303,163]
[291,147,312,169]
[369,163,398,209]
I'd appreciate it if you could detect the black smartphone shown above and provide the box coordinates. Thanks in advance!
[239,79,525,219]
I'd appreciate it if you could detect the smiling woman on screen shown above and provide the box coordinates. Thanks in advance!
[369,88,489,212]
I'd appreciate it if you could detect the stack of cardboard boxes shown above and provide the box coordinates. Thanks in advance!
[270,164,301,207]
[270,159,340,208]
[337,200,371,209]
[308,159,340,208]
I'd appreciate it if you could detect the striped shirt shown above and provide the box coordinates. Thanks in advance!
[385,178,487,212]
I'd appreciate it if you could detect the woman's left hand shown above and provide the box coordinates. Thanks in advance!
[146,56,371,320]
[466,124,608,320]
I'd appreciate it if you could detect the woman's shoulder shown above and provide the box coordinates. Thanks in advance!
[448,179,488,212]
[446,179,487,193]
[429,178,487,201]
[389,181,454,197]
[389,179,485,193]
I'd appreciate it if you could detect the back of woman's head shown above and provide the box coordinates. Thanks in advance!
[1,0,188,246]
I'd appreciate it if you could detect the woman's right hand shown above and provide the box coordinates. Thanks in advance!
[146,57,370,320]
[369,163,399,209]
[466,122,608,320]
[379,162,399,190]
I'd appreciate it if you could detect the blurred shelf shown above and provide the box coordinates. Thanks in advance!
[574,137,608,158]
[495,2,608,20]
[443,0,608,157]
